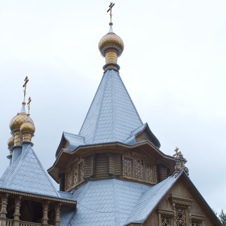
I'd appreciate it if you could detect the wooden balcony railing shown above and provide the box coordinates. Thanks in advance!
[4,219,42,226]
[19,221,42,226]
[6,219,13,226]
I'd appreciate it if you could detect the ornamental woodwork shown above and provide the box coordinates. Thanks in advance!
[175,207,186,226]
[123,156,157,184]
[161,217,171,226]
[65,159,84,191]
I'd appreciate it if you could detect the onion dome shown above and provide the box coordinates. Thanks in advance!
[10,104,27,132]
[7,136,14,149]
[20,116,35,142]
[98,26,124,71]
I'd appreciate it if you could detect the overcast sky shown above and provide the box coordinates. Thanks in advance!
[0,0,225,213]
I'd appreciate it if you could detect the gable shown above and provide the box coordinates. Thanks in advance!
[143,173,221,226]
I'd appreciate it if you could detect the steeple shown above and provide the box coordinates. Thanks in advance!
[8,77,35,164]
[9,76,29,147]
[98,3,124,71]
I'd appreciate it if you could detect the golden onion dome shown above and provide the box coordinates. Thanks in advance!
[20,118,35,134]
[7,136,14,148]
[98,29,124,57]
[10,111,27,131]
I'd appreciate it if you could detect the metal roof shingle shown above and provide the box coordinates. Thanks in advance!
[0,143,60,197]
[79,69,143,144]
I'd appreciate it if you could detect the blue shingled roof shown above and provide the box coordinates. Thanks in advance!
[59,175,182,226]
[0,143,60,197]
[62,179,151,226]
[79,69,143,144]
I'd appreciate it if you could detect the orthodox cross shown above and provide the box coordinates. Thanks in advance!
[23,76,29,104]
[107,2,115,25]
[27,97,31,115]
[173,147,180,158]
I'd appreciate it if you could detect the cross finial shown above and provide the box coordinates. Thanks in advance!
[107,2,115,26]
[27,97,31,115]
[22,76,29,105]
[173,147,180,158]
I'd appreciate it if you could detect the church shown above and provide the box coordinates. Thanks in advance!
[0,4,221,226]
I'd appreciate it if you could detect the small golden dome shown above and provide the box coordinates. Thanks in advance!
[7,136,14,148]
[10,111,27,131]
[98,31,124,57]
[20,119,35,134]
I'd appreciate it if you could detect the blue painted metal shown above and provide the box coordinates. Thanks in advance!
[0,143,60,197]
[79,69,143,144]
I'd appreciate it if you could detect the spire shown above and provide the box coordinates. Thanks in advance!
[98,3,124,71]
[9,77,35,148]
[9,77,29,147]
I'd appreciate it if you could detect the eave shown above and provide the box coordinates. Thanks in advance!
[0,187,76,208]
[48,141,175,182]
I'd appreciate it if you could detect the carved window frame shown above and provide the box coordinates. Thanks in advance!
[191,215,205,226]
[170,195,193,226]
[158,209,174,226]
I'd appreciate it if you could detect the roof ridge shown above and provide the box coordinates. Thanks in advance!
[111,71,116,140]
[124,174,182,225]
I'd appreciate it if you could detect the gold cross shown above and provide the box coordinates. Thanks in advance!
[173,147,180,157]
[22,76,29,104]
[27,97,32,115]
[107,2,115,25]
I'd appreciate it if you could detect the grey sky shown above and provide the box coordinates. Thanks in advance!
[0,0,225,213]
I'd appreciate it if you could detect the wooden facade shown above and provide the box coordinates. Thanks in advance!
[58,146,174,192]
[48,132,221,225]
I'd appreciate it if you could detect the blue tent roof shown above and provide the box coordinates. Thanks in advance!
[0,143,60,198]
[79,69,143,144]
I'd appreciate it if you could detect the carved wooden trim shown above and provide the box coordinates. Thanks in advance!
[170,195,193,207]
[122,155,157,184]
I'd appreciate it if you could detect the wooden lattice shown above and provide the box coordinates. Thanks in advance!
[175,208,186,226]
[134,158,144,180]
[123,158,132,177]
[161,217,171,226]
[78,160,84,182]
[65,168,73,190]
[123,156,157,183]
